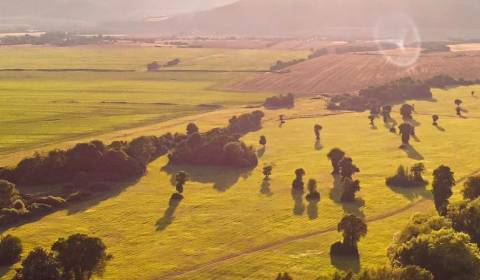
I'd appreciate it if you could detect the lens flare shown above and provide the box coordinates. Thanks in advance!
[373,14,422,68]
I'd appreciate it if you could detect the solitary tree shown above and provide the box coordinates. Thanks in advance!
[13,247,61,280]
[51,234,112,280]
[463,176,480,200]
[259,136,267,147]
[400,104,414,120]
[399,123,414,147]
[338,215,368,251]
[147,61,160,72]
[327,148,346,175]
[263,165,273,180]
[314,124,323,140]
[432,115,439,126]
[292,168,306,192]
[455,99,463,117]
[186,123,199,135]
[175,171,189,194]
[339,157,360,181]
[368,115,375,127]
[432,165,456,215]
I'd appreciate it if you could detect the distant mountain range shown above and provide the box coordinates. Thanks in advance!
[122,0,480,39]
[2,0,480,39]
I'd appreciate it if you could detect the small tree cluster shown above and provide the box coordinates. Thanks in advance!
[327,149,361,202]
[264,93,295,109]
[386,164,428,188]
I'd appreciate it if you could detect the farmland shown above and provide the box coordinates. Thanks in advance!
[227,51,480,94]
[2,83,480,279]
[0,46,308,158]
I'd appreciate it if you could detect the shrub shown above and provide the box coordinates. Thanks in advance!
[0,235,22,265]
[264,94,295,109]
[0,180,21,208]
[386,164,428,188]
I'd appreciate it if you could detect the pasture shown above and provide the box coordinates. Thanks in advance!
[2,86,480,279]
[0,46,308,157]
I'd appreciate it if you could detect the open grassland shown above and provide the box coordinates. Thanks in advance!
[0,46,308,156]
[2,86,480,279]
[0,46,308,71]
[0,71,270,156]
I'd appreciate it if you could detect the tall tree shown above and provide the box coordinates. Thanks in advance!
[400,104,414,120]
[259,136,267,146]
[338,215,368,250]
[432,165,456,215]
[327,148,346,175]
[51,234,111,280]
[263,165,272,180]
[432,115,439,126]
[398,123,414,146]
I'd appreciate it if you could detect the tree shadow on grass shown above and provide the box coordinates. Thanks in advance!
[260,180,273,196]
[307,198,319,220]
[292,189,305,216]
[156,193,183,231]
[162,164,252,192]
[400,145,424,161]
[434,125,446,132]
[330,243,361,273]
[329,175,344,202]
[388,184,432,201]
[66,178,141,215]
[315,140,323,151]
[342,198,365,219]
[257,146,266,158]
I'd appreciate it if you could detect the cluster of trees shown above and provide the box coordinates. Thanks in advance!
[0,135,177,187]
[386,164,428,188]
[333,42,397,54]
[0,32,114,46]
[327,78,432,112]
[168,111,264,168]
[270,59,306,72]
[147,58,181,71]
[424,75,480,88]
[327,149,361,202]
[264,93,295,109]
[4,233,112,280]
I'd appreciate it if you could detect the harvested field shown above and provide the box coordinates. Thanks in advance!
[227,51,480,95]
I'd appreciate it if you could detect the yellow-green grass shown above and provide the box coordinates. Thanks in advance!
[0,46,308,71]
[2,87,480,279]
[0,71,270,155]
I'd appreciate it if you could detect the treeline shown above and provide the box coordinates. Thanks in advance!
[264,93,295,109]
[333,42,398,54]
[147,58,181,71]
[327,77,432,111]
[0,32,115,46]
[425,75,480,88]
[270,59,306,72]
[168,111,264,167]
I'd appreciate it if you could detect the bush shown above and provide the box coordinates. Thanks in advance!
[386,164,428,188]
[0,235,22,265]
[0,180,21,208]
[264,94,295,109]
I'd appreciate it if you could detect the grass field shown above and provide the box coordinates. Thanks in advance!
[2,86,480,279]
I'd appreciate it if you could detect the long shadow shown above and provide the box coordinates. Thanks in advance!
[307,198,319,220]
[407,118,421,127]
[67,178,141,215]
[330,244,361,273]
[0,266,10,278]
[388,184,432,201]
[156,194,183,231]
[162,164,252,192]
[329,175,344,203]
[434,125,446,132]
[315,140,323,151]
[401,145,424,161]
[342,198,365,219]
[260,180,273,196]
[291,189,305,216]
[257,146,266,158]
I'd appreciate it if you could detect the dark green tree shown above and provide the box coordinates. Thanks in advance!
[175,171,188,194]
[339,157,360,180]
[432,115,439,126]
[306,179,320,201]
[463,176,480,200]
[381,105,392,123]
[13,247,61,280]
[398,123,414,146]
[276,272,293,280]
[327,148,346,175]
[51,234,111,280]
[368,115,375,126]
[0,234,22,265]
[263,165,273,180]
[186,123,199,135]
[432,165,455,215]
[338,215,367,250]
[292,168,306,191]
[448,198,480,246]
[259,136,267,146]
[400,104,414,120]
[314,124,323,140]
[341,180,361,202]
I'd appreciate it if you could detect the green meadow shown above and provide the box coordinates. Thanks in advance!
[2,86,480,279]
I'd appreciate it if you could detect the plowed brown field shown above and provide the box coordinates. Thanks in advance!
[226,51,480,95]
